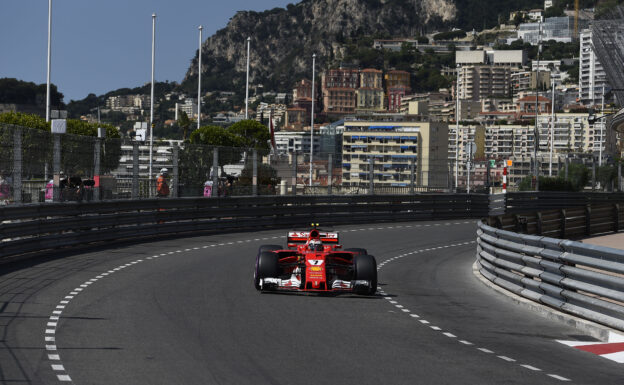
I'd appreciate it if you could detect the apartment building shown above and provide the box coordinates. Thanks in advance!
[356,69,384,112]
[511,71,552,96]
[456,50,524,102]
[458,65,513,101]
[385,70,411,112]
[342,116,448,188]
[579,29,609,106]
[274,130,321,155]
[322,68,359,115]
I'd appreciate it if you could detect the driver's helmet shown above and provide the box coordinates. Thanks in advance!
[309,239,323,251]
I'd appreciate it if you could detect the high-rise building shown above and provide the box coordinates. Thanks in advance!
[579,29,608,106]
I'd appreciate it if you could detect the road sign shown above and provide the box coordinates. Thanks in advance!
[464,142,476,156]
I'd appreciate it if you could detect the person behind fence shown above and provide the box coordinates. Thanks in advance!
[59,171,68,201]
[157,168,170,197]
[0,172,10,202]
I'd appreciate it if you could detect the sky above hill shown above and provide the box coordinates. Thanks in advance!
[0,0,292,102]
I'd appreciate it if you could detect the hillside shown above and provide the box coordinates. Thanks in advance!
[181,0,544,95]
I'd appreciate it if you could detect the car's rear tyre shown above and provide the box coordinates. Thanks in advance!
[353,254,377,295]
[345,247,368,256]
[255,251,280,291]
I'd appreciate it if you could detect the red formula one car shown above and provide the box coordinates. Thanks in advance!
[254,226,377,295]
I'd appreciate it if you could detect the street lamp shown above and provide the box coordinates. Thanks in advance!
[198,26,203,129]
[309,53,316,188]
[245,37,251,119]
[455,63,460,190]
[46,0,52,122]
[549,78,555,176]
[534,21,542,190]
[149,13,156,197]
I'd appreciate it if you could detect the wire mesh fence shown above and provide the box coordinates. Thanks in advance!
[0,123,622,205]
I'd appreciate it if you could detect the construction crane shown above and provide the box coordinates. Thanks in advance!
[574,0,580,37]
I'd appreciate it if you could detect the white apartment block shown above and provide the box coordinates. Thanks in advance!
[579,29,608,106]
[342,119,449,188]
[274,130,321,155]
[456,50,525,102]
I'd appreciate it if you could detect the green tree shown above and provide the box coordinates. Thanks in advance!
[178,125,244,195]
[227,120,270,150]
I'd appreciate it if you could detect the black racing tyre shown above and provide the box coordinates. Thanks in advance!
[353,254,377,295]
[255,251,280,291]
[344,247,368,256]
[258,244,283,253]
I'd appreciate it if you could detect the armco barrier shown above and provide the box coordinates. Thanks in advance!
[477,203,624,332]
[0,194,490,264]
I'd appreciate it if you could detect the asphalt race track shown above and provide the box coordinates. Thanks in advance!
[1,220,623,384]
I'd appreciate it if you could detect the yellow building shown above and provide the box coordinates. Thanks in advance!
[342,117,449,188]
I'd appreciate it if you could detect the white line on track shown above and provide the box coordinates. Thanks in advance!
[376,238,571,383]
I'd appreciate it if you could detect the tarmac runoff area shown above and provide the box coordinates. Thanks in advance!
[582,232,624,250]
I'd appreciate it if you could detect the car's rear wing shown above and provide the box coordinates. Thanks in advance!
[287,230,339,244]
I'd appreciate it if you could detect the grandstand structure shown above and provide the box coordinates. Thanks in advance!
[591,5,624,133]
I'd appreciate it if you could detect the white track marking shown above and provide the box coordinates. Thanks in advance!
[497,356,515,362]
[443,332,456,338]
[478,348,494,354]
[521,365,541,371]
[548,374,571,381]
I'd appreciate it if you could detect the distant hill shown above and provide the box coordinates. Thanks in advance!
[181,0,544,95]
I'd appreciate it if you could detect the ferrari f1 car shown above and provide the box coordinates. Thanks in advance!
[254,227,377,295]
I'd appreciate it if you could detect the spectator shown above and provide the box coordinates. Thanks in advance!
[0,172,10,203]
[156,168,170,197]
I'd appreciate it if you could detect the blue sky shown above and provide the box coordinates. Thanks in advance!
[1,1,293,102]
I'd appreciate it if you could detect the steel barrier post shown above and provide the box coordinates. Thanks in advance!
[53,134,61,202]
[410,158,415,194]
[369,157,374,195]
[592,162,596,191]
[12,127,22,203]
[172,144,179,198]
[565,157,569,181]
[327,154,333,195]
[212,147,219,197]
[619,163,622,192]
[253,149,258,196]
[93,138,101,201]
[292,153,297,196]
[132,142,139,199]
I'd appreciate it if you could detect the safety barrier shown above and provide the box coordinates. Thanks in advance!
[0,194,490,264]
[477,202,624,332]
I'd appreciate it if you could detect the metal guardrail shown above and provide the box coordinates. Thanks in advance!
[0,194,490,264]
[477,203,624,332]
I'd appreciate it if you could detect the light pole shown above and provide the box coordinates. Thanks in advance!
[599,84,605,166]
[455,64,460,190]
[245,37,251,119]
[46,0,52,122]
[149,13,156,197]
[309,53,316,188]
[534,21,542,190]
[550,78,555,176]
[198,26,203,129]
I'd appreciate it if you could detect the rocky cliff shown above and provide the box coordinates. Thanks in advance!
[183,0,456,93]
[182,0,540,94]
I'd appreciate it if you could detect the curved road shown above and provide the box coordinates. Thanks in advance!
[1,220,623,384]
